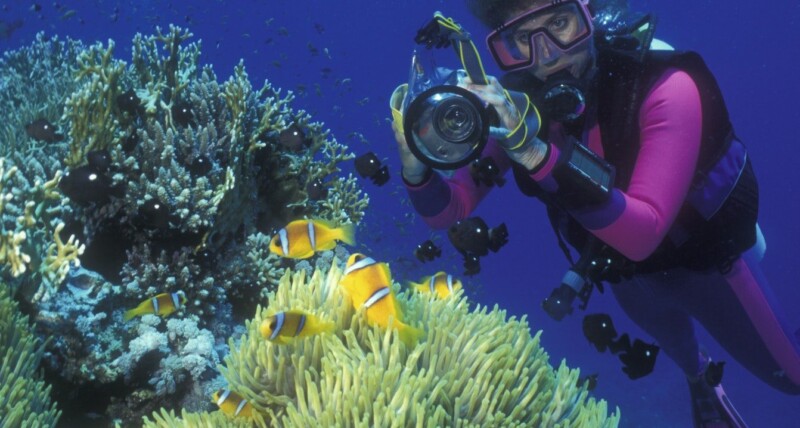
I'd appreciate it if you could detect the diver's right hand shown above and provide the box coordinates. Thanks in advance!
[393,121,429,185]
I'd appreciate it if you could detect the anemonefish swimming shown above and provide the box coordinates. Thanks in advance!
[123,291,187,321]
[407,271,462,299]
[339,253,424,346]
[259,310,335,344]
[212,388,253,418]
[268,219,355,259]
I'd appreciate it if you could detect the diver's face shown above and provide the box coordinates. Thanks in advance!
[506,0,595,81]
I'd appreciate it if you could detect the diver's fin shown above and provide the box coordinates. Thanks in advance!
[688,377,748,428]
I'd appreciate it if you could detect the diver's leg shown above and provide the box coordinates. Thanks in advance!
[612,269,750,427]
[610,274,704,376]
[682,248,800,394]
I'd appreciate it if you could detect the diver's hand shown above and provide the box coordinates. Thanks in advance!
[458,75,548,171]
[393,121,429,185]
[458,75,521,133]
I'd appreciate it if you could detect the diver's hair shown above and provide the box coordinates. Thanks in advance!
[465,0,536,29]
[465,0,631,30]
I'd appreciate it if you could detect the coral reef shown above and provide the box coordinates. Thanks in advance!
[0,25,369,426]
[144,262,620,427]
[0,283,61,427]
[0,33,86,303]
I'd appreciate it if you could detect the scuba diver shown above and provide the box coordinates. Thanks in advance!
[390,1,800,427]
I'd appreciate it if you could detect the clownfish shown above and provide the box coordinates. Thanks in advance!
[339,253,424,346]
[268,219,355,259]
[212,388,253,418]
[407,271,462,299]
[123,291,187,321]
[259,310,335,344]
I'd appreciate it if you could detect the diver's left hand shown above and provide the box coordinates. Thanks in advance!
[457,75,522,135]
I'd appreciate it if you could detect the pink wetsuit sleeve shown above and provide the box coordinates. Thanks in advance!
[404,139,512,229]
[527,68,703,260]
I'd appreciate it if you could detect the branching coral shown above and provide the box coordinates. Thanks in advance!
[146,263,621,427]
[2,25,371,425]
[0,33,84,302]
[63,38,126,167]
[0,32,84,159]
[0,283,61,427]
[112,315,218,397]
[0,157,83,301]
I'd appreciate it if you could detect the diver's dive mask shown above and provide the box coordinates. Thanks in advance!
[391,12,501,170]
[486,0,594,72]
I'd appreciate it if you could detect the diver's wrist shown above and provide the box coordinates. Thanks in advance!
[402,166,430,185]
[506,137,548,171]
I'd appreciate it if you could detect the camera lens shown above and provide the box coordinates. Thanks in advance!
[432,96,478,144]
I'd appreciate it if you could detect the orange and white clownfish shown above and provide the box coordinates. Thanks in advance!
[123,291,187,321]
[268,219,355,259]
[339,253,424,346]
[259,310,335,344]
[212,388,253,418]
[408,271,462,299]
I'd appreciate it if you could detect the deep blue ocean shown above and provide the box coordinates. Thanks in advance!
[2,1,798,426]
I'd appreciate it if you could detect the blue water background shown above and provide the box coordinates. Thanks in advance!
[2,1,798,426]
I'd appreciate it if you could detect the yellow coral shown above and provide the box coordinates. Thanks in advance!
[0,159,32,277]
[37,222,85,301]
[0,229,31,277]
[64,39,125,167]
[148,262,620,427]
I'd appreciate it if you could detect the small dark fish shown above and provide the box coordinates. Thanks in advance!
[462,253,481,276]
[470,157,506,187]
[86,149,112,172]
[0,19,23,40]
[138,197,171,229]
[110,11,119,23]
[306,179,328,200]
[582,313,619,353]
[414,239,441,263]
[577,373,598,391]
[25,118,64,143]
[448,217,507,276]
[354,152,389,186]
[314,23,325,34]
[278,124,311,152]
[193,247,214,270]
[172,101,194,127]
[122,132,139,153]
[189,155,212,176]
[277,27,288,36]
[31,3,42,12]
[618,339,659,380]
[58,166,123,206]
[116,89,142,116]
[447,217,507,257]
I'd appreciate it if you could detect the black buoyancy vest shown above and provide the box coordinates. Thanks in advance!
[503,49,759,276]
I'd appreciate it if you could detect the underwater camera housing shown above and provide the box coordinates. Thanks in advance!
[400,52,499,170]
